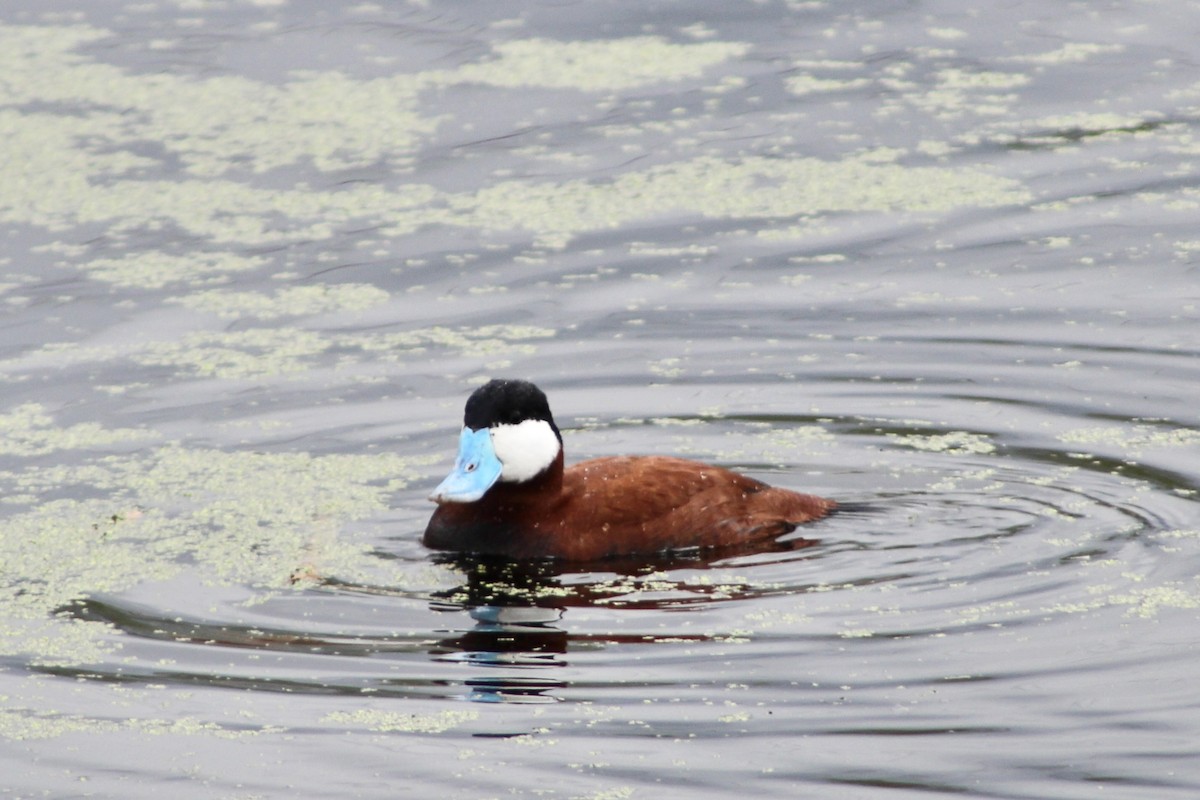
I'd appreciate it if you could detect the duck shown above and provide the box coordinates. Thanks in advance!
[423,379,835,561]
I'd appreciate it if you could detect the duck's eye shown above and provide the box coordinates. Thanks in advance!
[465,461,477,473]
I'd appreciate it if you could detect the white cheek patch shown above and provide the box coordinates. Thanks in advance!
[489,419,560,483]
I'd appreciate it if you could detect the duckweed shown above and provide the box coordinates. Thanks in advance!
[0,409,430,666]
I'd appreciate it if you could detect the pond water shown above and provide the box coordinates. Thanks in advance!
[2,1,1199,798]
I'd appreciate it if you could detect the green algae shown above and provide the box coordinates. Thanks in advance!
[322,707,479,734]
[1005,42,1124,65]
[104,445,423,587]
[706,424,835,465]
[0,22,754,252]
[786,75,871,96]
[1,498,190,665]
[442,154,1031,249]
[81,251,269,289]
[0,23,436,178]
[570,788,635,800]
[16,323,554,381]
[0,708,280,741]
[0,411,432,665]
[1111,583,1200,619]
[121,321,552,379]
[890,430,996,455]
[0,20,1033,257]
[1039,563,1200,621]
[1058,425,1200,456]
[133,327,333,379]
[0,102,431,242]
[0,97,439,243]
[334,324,556,360]
[0,404,155,456]
[451,36,748,91]
[169,283,391,320]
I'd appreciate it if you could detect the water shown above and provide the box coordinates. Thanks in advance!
[2,1,1199,798]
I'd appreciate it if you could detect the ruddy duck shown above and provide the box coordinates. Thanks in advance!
[423,379,835,560]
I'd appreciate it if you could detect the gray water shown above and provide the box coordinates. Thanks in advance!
[2,1,1199,798]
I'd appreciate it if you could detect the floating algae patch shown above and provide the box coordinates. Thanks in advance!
[169,283,391,320]
[0,103,433,243]
[0,443,428,666]
[0,403,155,456]
[126,324,555,380]
[2,21,1029,255]
[322,708,479,735]
[1,80,438,243]
[703,424,836,464]
[786,75,872,96]
[1110,583,1200,619]
[443,154,1032,248]
[80,251,270,290]
[0,709,126,742]
[0,22,438,178]
[890,430,996,455]
[1058,425,1200,457]
[0,499,180,666]
[133,327,333,379]
[1040,563,1200,621]
[748,425,836,458]
[343,324,556,360]
[7,323,555,382]
[1006,42,1125,65]
[0,23,748,251]
[450,36,748,91]
[0,708,279,742]
[104,445,422,587]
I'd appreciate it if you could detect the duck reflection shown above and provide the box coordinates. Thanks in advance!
[429,535,817,611]
[326,540,823,704]
[48,539,828,704]
[424,545,816,700]
[432,604,569,667]
[427,556,573,703]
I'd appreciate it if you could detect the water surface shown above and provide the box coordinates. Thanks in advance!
[1,1,1199,798]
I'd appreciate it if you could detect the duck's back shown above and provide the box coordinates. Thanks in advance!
[560,455,833,557]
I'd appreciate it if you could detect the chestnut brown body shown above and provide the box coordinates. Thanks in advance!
[424,451,835,561]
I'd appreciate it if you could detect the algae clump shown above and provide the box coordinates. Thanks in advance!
[1,437,427,666]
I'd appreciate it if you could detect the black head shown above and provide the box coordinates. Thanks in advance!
[463,379,561,439]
